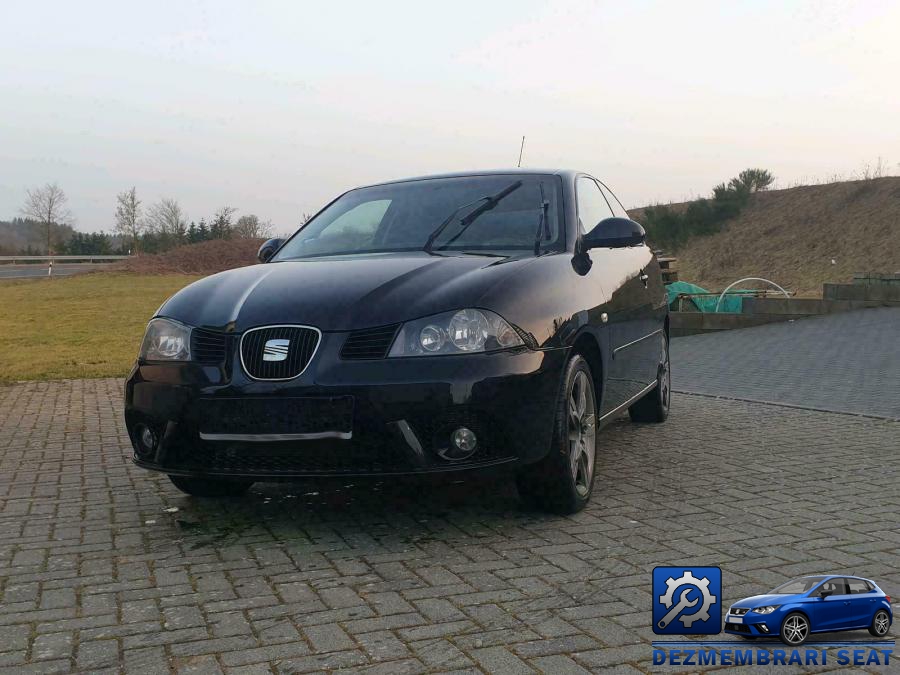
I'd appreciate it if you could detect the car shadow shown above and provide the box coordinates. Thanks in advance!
[151,471,559,554]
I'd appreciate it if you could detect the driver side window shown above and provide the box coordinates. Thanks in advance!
[818,579,849,596]
[576,177,614,235]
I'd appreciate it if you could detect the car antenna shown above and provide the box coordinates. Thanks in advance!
[517,136,525,167]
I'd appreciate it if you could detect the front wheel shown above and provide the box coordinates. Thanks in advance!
[168,475,253,497]
[517,354,597,514]
[629,332,670,423]
[779,612,810,646]
[869,609,891,637]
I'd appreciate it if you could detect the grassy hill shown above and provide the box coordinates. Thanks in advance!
[631,176,900,296]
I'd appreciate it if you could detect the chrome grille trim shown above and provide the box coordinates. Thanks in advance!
[239,324,322,381]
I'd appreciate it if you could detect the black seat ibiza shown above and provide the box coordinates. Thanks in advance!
[125,169,669,513]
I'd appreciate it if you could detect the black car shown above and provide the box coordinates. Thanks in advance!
[125,169,669,513]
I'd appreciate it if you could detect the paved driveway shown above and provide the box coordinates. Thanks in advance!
[671,307,900,420]
[1,373,898,674]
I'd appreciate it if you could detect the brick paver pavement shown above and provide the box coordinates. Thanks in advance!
[2,377,898,673]
[670,307,900,420]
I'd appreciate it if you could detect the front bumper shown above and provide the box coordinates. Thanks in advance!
[125,331,567,479]
[724,617,777,636]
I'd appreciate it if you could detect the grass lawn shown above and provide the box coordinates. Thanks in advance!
[0,273,200,382]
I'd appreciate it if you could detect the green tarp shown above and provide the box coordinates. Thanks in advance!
[666,280,745,313]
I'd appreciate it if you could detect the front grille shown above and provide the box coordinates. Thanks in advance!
[340,324,400,360]
[192,329,230,364]
[240,325,319,379]
[730,608,750,616]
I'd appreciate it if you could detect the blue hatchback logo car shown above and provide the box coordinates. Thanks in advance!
[724,575,893,645]
[653,567,722,635]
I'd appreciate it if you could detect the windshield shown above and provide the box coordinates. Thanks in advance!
[770,577,827,594]
[273,174,562,260]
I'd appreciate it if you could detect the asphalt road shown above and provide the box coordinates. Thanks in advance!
[0,263,112,279]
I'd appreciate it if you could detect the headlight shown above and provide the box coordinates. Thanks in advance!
[753,605,780,614]
[139,317,191,361]
[388,309,524,357]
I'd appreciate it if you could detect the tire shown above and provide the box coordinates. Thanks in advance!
[869,609,891,637]
[628,331,670,423]
[516,354,597,514]
[779,612,810,646]
[168,475,253,497]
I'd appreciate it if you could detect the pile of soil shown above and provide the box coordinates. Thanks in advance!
[113,238,264,275]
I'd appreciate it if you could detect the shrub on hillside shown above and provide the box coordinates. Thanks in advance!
[641,168,773,250]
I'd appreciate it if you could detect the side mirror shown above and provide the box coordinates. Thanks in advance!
[819,589,833,599]
[257,238,285,263]
[583,217,646,250]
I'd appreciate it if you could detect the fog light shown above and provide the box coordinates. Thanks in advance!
[758,624,770,633]
[452,427,477,452]
[436,427,479,461]
[135,424,157,455]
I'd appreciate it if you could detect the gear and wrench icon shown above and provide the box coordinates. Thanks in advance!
[658,570,717,628]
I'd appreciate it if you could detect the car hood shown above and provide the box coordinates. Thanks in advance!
[158,253,537,331]
[734,594,792,609]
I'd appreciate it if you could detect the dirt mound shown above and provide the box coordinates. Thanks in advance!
[631,176,900,296]
[114,238,265,275]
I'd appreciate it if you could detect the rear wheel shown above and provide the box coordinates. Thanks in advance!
[869,609,890,637]
[517,354,597,514]
[629,332,670,423]
[168,475,253,497]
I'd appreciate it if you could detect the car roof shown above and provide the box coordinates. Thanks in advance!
[361,168,582,189]
[796,574,872,582]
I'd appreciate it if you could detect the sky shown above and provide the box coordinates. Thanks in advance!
[1,0,898,234]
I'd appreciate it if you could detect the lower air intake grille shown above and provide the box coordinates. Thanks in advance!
[340,324,400,360]
[191,329,230,364]
[240,325,320,380]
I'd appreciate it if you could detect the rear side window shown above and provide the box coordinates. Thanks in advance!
[576,177,614,233]
[847,579,873,594]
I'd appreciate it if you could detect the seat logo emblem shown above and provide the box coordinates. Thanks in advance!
[263,339,290,361]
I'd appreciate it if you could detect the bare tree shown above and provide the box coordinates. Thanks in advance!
[21,182,73,254]
[233,214,274,239]
[145,198,187,245]
[115,187,143,254]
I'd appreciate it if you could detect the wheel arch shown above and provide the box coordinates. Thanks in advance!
[571,331,605,412]
[781,608,813,631]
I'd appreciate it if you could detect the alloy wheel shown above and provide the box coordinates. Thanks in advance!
[659,338,671,410]
[783,614,809,644]
[568,370,596,497]
[874,610,890,636]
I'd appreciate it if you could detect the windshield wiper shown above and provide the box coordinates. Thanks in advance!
[423,180,523,254]
[533,182,551,256]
